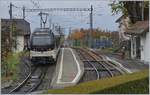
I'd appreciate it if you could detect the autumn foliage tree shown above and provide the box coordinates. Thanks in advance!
[68,28,116,47]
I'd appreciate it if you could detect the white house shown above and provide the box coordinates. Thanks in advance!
[1,19,31,52]
[115,15,131,42]
[125,20,150,64]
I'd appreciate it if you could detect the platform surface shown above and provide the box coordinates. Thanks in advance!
[51,48,84,88]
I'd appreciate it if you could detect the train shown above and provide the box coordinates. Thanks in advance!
[28,28,59,64]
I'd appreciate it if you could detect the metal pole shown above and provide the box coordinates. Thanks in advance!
[89,5,93,48]
[52,23,55,30]
[23,6,25,19]
[141,2,144,21]
[9,3,12,19]
[49,17,52,29]
[38,12,43,28]
[38,12,42,28]
[22,6,27,50]
[58,26,62,47]
[58,26,61,34]
[69,27,72,46]
[9,3,13,51]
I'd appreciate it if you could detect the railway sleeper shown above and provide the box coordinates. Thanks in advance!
[85,68,116,71]
[85,68,96,71]
[97,68,117,71]
[82,60,104,62]
[31,75,39,79]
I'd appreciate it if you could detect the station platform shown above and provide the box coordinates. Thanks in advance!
[51,48,84,88]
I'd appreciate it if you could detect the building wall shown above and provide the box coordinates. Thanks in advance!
[119,16,130,42]
[15,36,24,52]
[131,36,137,59]
[24,35,30,47]
[140,32,150,63]
[2,19,30,53]
[140,35,145,61]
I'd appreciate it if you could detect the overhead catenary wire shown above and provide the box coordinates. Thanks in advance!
[9,2,95,23]
[8,2,96,47]
[9,3,96,28]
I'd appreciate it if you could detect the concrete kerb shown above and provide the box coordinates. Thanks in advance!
[50,48,62,88]
[72,48,84,84]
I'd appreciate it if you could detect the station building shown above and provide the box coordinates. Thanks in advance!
[1,19,31,52]
[125,20,149,64]
[115,1,149,64]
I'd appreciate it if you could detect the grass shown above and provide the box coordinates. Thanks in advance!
[1,51,27,81]
[92,77,149,94]
[46,69,149,94]
[4,53,20,81]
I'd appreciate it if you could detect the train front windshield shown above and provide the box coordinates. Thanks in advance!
[32,35,52,46]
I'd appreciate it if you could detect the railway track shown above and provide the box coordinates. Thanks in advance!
[75,48,124,82]
[78,49,99,82]
[84,48,124,76]
[76,48,99,82]
[88,48,126,74]
[8,64,49,94]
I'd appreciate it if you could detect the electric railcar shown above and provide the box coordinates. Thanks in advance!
[29,28,58,64]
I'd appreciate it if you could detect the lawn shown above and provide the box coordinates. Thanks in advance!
[46,69,149,94]
[92,77,148,94]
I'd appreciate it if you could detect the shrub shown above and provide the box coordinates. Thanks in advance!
[2,52,21,81]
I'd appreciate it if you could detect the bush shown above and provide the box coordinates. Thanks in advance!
[2,52,21,81]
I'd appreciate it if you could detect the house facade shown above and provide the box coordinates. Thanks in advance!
[125,21,149,63]
[115,15,131,42]
[1,19,31,52]
[115,1,149,63]
[115,15,131,58]
[140,29,150,63]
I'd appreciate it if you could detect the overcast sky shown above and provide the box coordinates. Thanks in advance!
[0,0,121,35]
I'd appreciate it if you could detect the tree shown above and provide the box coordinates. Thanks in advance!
[110,1,149,23]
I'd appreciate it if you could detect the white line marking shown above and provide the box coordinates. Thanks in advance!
[56,48,81,84]
[105,56,132,73]
[69,48,81,83]
[57,48,64,83]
